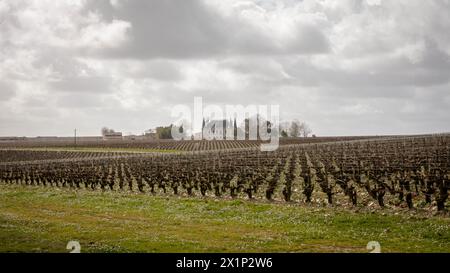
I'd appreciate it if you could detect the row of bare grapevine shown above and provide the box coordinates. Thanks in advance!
[0,135,448,211]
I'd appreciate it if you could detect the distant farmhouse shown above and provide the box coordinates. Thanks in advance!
[102,131,123,141]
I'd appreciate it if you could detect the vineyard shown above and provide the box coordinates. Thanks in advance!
[1,135,448,212]
[0,150,139,163]
[0,136,383,151]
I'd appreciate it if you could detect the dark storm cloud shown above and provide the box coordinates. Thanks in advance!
[0,81,16,100]
[123,60,184,81]
[56,93,104,108]
[286,24,330,54]
[283,41,450,90]
[82,0,330,59]
[49,76,113,93]
[82,0,233,58]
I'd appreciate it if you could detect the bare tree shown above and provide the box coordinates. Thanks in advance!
[289,120,301,137]
[279,120,312,138]
[279,121,290,138]
[280,119,312,137]
[300,122,312,138]
[101,127,115,136]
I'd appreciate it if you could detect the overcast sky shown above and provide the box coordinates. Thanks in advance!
[0,0,449,137]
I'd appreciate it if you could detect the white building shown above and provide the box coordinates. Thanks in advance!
[103,132,123,140]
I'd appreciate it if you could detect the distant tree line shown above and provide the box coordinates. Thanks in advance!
[101,127,118,136]
[101,118,312,140]
[156,125,174,139]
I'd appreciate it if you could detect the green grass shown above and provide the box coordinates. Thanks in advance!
[0,147,180,154]
[0,184,448,253]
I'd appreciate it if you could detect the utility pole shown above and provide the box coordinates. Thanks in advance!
[74,128,77,147]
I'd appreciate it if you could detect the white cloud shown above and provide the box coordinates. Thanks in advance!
[80,19,131,49]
